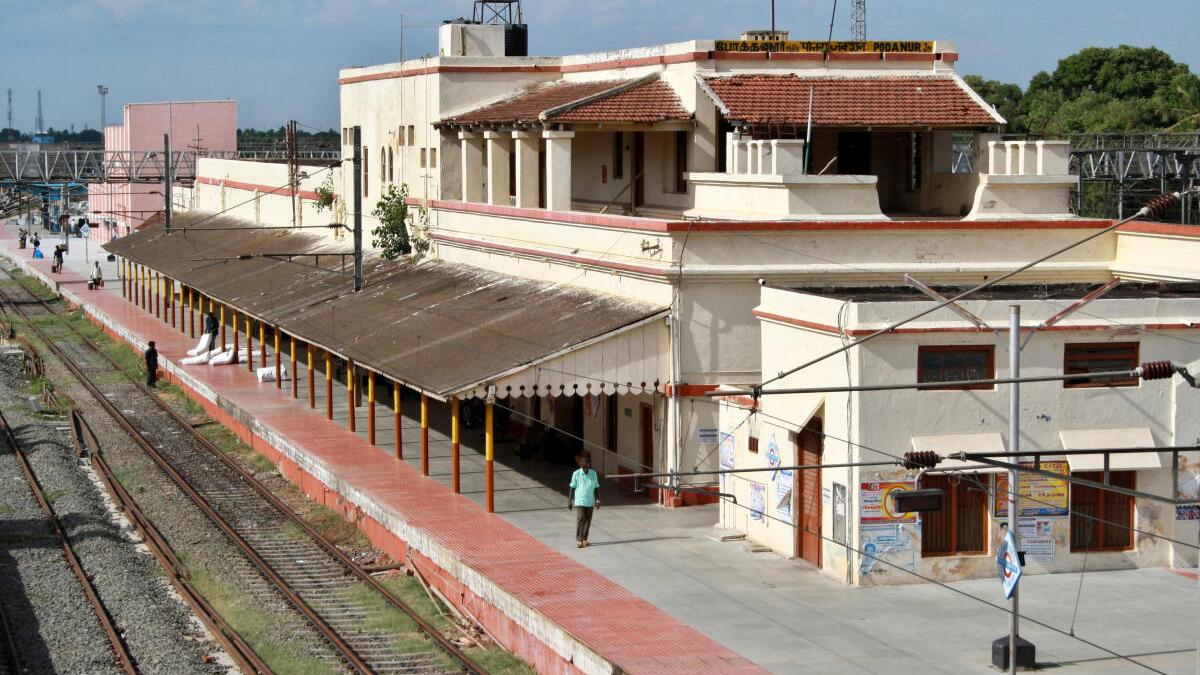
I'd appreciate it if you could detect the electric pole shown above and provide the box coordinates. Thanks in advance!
[352,126,363,292]
[164,133,172,232]
[1007,304,1020,674]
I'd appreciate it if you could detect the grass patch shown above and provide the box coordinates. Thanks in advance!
[114,465,146,493]
[371,576,535,675]
[305,504,370,549]
[196,423,276,474]
[44,489,68,504]
[0,505,14,515]
[188,568,332,675]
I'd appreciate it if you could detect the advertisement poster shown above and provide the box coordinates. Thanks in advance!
[698,428,719,444]
[776,470,794,524]
[859,523,916,576]
[1017,518,1056,563]
[995,461,1070,517]
[719,432,736,470]
[832,484,848,545]
[766,434,781,479]
[860,481,917,523]
[1177,454,1199,520]
[749,482,766,522]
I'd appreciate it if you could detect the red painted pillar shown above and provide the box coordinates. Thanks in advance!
[347,358,356,433]
[486,400,495,513]
[420,393,429,476]
[393,382,403,460]
[451,397,460,493]
[367,371,376,445]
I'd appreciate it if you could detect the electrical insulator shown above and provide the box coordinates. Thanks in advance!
[1144,193,1181,220]
[1139,361,1175,381]
[902,450,939,470]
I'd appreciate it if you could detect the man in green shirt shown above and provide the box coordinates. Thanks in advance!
[569,451,601,548]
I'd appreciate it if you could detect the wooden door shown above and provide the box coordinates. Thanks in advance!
[795,420,823,567]
[638,403,653,492]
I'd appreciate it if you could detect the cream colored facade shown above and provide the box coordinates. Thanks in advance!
[721,277,1200,585]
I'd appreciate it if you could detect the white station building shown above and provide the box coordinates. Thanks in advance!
[169,21,1200,586]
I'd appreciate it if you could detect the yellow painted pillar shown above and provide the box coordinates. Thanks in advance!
[393,383,403,460]
[154,272,161,319]
[189,289,197,338]
[219,303,226,351]
[451,397,460,494]
[307,344,315,408]
[367,371,376,445]
[274,328,282,389]
[245,317,253,372]
[259,322,267,369]
[324,351,333,420]
[420,394,429,476]
[231,310,239,364]
[347,358,356,433]
[290,336,298,399]
[168,279,176,328]
[120,259,127,299]
[486,400,495,513]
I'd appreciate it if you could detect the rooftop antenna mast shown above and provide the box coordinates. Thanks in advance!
[851,0,867,41]
[473,0,522,24]
[97,85,109,140]
[35,90,44,134]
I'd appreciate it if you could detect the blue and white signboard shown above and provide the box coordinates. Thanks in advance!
[995,529,1022,599]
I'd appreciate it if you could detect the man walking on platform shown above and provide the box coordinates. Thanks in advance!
[568,450,601,548]
[144,341,159,387]
[204,310,219,338]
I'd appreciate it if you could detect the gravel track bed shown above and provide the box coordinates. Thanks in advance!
[2,283,352,674]
[0,350,124,675]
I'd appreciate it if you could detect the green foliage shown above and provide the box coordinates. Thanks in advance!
[966,45,1200,135]
[314,174,336,213]
[370,183,429,262]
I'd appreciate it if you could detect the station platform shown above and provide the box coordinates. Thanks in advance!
[3,225,1197,675]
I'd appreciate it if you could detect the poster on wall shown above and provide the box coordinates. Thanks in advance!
[1177,454,1199,520]
[859,523,916,576]
[749,482,766,522]
[766,434,781,479]
[995,461,1070,517]
[776,470,794,524]
[860,481,917,523]
[832,483,848,544]
[1017,517,1056,563]
[719,432,736,470]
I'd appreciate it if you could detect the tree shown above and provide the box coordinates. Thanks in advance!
[1018,45,1200,134]
[963,75,1025,133]
[371,184,430,261]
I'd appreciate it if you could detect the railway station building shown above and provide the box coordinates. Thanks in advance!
[106,21,1199,592]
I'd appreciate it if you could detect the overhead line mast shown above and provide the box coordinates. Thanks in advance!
[851,0,866,41]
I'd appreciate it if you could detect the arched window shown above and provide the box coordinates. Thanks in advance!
[381,147,387,189]
[388,147,394,184]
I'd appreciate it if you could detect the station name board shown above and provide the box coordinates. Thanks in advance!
[714,40,935,54]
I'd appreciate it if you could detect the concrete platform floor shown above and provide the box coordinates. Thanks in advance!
[7,220,1198,674]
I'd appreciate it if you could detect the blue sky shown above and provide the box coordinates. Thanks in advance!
[3,0,1198,132]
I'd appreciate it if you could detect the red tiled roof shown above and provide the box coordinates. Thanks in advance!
[704,74,1002,128]
[547,79,690,123]
[440,80,630,127]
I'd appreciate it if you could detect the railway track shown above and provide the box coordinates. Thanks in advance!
[0,269,486,675]
[0,409,138,675]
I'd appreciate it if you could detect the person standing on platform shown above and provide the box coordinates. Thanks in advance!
[89,262,103,289]
[144,341,159,388]
[204,310,219,337]
[568,450,601,548]
[52,244,64,273]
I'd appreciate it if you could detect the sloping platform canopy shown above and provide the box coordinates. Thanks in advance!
[104,212,669,400]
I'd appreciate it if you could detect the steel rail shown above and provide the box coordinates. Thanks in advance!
[0,274,487,675]
[0,410,139,675]
[67,409,275,675]
[0,283,376,675]
[0,589,20,675]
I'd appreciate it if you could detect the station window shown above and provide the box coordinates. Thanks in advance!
[1063,342,1139,388]
[748,436,759,454]
[917,345,994,389]
[674,130,689,194]
[921,473,988,556]
[1070,471,1135,551]
[407,125,416,146]
[397,126,406,146]
[429,148,438,169]
[419,148,427,169]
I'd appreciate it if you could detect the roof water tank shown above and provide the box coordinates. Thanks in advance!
[504,24,528,57]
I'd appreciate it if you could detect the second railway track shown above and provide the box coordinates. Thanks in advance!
[0,268,486,675]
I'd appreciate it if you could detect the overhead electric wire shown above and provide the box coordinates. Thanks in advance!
[755,191,1199,391]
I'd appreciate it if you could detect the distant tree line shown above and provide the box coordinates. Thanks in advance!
[237,126,338,144]
[966,45,1200,135]
[0,127,103,143]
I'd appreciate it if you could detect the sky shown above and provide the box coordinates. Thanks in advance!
[3,0,1198,132]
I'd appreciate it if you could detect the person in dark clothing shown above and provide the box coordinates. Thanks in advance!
[144,341,159,387]
[204,311,219,337]
[52,245,64,273]
[568,451,601,548]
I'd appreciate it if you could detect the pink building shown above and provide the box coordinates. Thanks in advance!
[88,101,237,243]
